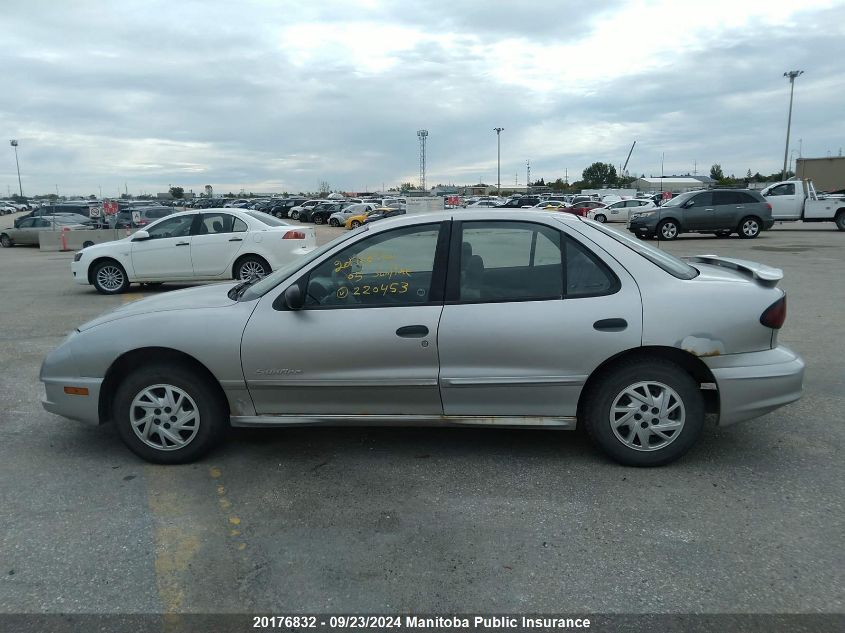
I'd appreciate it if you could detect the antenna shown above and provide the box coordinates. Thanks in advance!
[417,130,428,191]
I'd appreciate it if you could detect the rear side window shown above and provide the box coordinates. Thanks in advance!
[738,192,760,203]
[713,191,743,205]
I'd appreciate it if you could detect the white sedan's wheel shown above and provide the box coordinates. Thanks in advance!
[92,260,129,294]
[236,256,269,280]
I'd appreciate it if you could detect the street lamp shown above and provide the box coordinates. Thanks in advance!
[782,70,803,180]
[493,127,504,195]
[9,140,22,197]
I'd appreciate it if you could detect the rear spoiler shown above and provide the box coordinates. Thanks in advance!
[682,254,783,288]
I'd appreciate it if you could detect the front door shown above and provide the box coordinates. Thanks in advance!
[190,212,248,277]
[680,191,715,230]
[437,220,642,417]
[130,214,196,279]
[764,182,798,219]
[241,222,449,416]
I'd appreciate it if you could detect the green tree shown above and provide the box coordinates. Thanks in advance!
[581,162,618,188]
[398,181,416,192]
[709,164,724,180]
[169,186,184,199]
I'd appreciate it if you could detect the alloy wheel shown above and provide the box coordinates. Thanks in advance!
[239,260,266,280]
[609,381,686,452]
[96,265,125,291]
[130,384,200,451]
[742,219,759,237]
[660,222,678,240]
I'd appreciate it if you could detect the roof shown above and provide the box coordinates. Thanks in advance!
[635,177,709,185]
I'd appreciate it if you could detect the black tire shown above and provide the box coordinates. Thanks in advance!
[581,358,704,467]
[0,234,12,248]
[82,240,95,249]
[738,216,761,239]
[290,211,300,220]
[313,214,324,225]
[835,211,845,231]
[594,214,607,223]
[113,363,227,464]
[234,254,270,280]
[657,219,679,241]
[91,259,130,294]
[329,218,340,227]
[350,220,361,228]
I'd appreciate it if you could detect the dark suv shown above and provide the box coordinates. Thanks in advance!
[627,189,774,240]
[269,198,306,218]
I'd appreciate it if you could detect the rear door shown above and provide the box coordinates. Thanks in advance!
[437,219,642,417]
[190,212,248,277]
[712,191,745,229]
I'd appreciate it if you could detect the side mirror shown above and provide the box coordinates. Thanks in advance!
[284,284,305,311]
[132,230,150,241]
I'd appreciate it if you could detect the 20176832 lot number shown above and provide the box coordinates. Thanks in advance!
[252,615,404,628]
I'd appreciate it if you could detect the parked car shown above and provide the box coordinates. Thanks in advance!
[761,179,845,230]
[41,209,804,466]
[566,201,606,217]
[363,208,406,224]
[288,200,324,221]
[345,207,389,228]
[628,189,774,240]
[1,204,18,215]
[309,202,352,225]
[1,216,88,247]
[268,198,307,219]
[496,196,542,208]
[71,209,316,294]
[328,203,376,227]
[588,199,656,223]
[465,200,500,208]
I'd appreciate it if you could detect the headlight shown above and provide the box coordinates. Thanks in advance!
[73,252,83,262]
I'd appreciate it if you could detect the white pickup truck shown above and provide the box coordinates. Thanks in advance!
[761,179,845,231]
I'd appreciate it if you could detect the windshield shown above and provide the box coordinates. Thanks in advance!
[583,219,699,280]
[660,192,694,208]
[246,210,287,226]
[240,226,369,301]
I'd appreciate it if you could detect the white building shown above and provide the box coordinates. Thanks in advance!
[633,177,711,193]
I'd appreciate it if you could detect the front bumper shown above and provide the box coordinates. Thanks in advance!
[70,259,88,285]
[42,377,103,425]
[627,219,657,235]
[704,345,804,426]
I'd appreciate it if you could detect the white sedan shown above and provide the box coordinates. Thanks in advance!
[72,209,316,294]
[588,199,656,223]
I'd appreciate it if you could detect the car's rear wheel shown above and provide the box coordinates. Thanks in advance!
[290,211,300,220]
[582,358,704,466]
[350,220,361,228]
[657,219,679,240]
[835,211,845,231]
[92,259,130,294]
[235,255,270,281]
[738,216,761,239]
[329,218,340,227]
[594,214,607,223]
[0,234,12,248]
[313,214,324,225]
[113,364,227,464]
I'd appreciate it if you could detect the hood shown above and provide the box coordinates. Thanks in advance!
[77,282,238,332]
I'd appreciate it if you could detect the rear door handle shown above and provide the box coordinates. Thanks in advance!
[396,325,429,338]
[228,237,243,242]
[593,318,627,332]
[175,241,190,246]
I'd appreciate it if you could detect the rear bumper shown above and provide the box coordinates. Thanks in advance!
[762,218,775,230]
[704,345,804,426]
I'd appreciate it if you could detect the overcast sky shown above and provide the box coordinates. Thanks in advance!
[2,0,844,196]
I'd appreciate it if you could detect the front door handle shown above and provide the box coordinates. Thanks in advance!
[704,208,715,211]
[228,237,243,242]
[396,325,429,338]
[593,318,627,332]
[175,241,190,246]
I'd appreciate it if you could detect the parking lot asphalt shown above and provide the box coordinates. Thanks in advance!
[0,212,842,615]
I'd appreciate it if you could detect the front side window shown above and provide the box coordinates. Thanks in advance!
[687,192,713,207]
[304,224,441,308]
[146,215,194,240]
[768,183,795,196]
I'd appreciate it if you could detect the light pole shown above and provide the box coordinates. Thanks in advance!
[9,140,22,197]
[493,127,504,195]
[782,70,803,180]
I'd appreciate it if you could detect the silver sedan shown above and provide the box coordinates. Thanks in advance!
[40,210,804,466]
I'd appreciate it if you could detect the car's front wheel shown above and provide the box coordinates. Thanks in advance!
[329,218,340,227]
[582,358,704,466]
[313,214,324,225]
[350,220,361,228]
[738,216,761,239]
[594,214,607,223]
[834,211,845,231]
[113,364,227,464]
[290,211,300,220]
[235,255,270,280]
[91,259,130,294]
[657,219,679,240]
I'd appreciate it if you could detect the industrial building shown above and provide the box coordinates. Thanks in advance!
[632,176,714,193]
[795,156,845,191]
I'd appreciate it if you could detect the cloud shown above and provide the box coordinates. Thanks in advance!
[0,0,843,195]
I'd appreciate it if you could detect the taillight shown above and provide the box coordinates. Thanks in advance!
[283,230,305,240]
[766,202,772,211]
[760,295,787,329]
